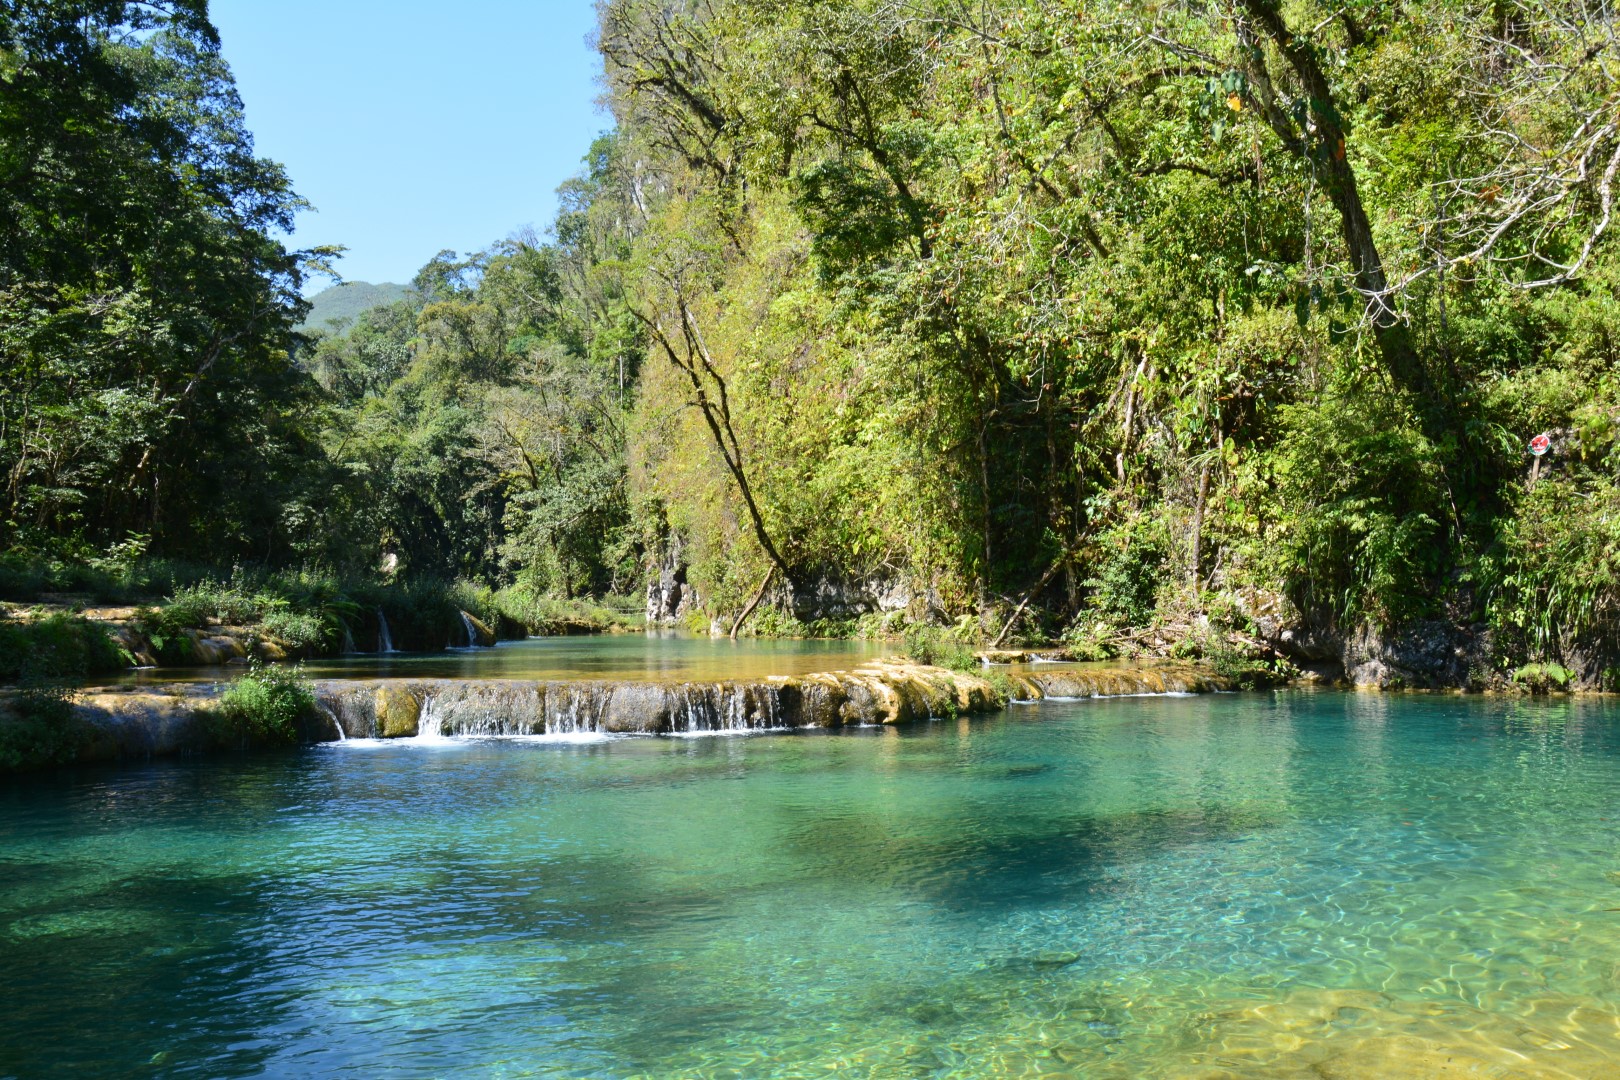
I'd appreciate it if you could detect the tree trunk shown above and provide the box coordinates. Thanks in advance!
[1189,461,1212,591]
[1239,0,1426,396]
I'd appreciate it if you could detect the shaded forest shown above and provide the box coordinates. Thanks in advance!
[6,0,1620,682]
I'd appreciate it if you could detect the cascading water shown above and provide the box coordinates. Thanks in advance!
[459,611,479,649]
[546,687,601,735]
[318,704,347,741]
[377,608,397,654]
[412,696,449,743]
[665,684,788,734]
[308,662,1230,745]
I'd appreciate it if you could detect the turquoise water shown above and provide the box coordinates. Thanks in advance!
[115,633,889,685]
[5,691,1620,1077]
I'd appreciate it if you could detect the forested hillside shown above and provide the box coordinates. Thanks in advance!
[6,0,1620,685]
[297,281,408,337]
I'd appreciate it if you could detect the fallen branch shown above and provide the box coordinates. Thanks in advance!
[730,564,775,640]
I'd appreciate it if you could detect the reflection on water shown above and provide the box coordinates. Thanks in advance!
[111,631,890,685]
[3,692,1620,1077]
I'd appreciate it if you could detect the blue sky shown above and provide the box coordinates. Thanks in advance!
[211,1,607,287]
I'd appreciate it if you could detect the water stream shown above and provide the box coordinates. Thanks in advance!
[375,607,395,654]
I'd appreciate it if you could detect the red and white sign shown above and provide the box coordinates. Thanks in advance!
[1529,432,1552,457]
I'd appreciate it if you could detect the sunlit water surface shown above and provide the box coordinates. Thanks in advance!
[5,692,1620,1077]
[113,633,889,686]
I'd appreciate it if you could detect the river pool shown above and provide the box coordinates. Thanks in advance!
[114,632,889,685]
[4,691,1620,1077]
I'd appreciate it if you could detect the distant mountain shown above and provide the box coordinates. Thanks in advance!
[297,281,409,336]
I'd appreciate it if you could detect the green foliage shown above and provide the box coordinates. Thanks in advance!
[1083,520,1169,629]
[1487,476,1620,667]
[0,615,124,681]
[14,0,1620,689]
[1266,389,1447,628]
[982,670,1019,707]
[1204,644,1296,691]
[902,624,979,672]
[0,1,337,565]
[1057,620,1117,662]
[0,687,93,773]
[1510,663,1576,693]
[260,610,327,650]
[210,662,318,748]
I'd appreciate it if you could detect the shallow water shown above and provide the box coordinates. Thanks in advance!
[5,692,1620,1077]
[115,632,889,685]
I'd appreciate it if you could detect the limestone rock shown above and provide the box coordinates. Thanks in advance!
[375,685,421,738]
[458,611,497,647]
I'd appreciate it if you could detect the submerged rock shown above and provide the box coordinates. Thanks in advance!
[1029,950,1081,969]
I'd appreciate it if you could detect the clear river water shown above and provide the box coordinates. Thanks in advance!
[5,686,1620,1077]
[115,633,890,685]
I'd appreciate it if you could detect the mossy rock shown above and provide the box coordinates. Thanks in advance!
[376,685,421,738]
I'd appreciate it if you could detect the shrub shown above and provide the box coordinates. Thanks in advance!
[1487,477,1620,673]
[1266,389,1447,627]
[748,605,805,637]
[260,609,327,650]
[903,624,979,671]
[1205,642,1296,690]
[210,662,318,747]
[0,687,93,772]
[161,583,224,629]
[1083,518,1168,628]
[489,582,643,636]
[1058,619,1115,661]
[0,615,126,681]
[983,670,1018,706]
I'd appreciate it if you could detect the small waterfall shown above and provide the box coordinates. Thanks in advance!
[547,686,601,735]
[460,611,478,648]
[318,704,346,741]
[377,609,397,654]
[665,684,786,734]
[412,695,449,743]
[307,662,1232,745]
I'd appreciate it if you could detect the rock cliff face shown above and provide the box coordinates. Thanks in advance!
[645,535,700,625]
[644,538,928,627]
[1236,589,1502,690]
[768,573,919,622]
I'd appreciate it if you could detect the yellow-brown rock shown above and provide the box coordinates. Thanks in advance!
[375,685,421,738]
